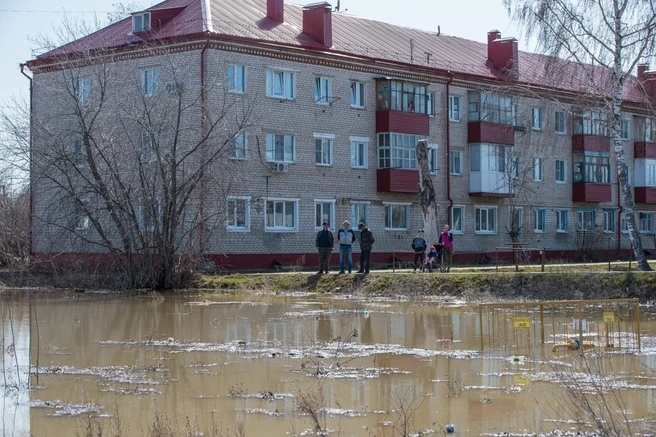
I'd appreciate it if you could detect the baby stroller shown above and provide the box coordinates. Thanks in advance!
[423,245,443,273]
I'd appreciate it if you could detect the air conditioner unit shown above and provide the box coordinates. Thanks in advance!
[270,162,288,173]
[165,82,180,94]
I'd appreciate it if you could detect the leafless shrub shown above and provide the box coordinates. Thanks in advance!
[389,385,426,437]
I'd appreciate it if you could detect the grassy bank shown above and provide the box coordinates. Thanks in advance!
[199,270,656,302]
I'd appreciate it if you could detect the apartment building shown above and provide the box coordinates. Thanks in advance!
[25,0,656,270]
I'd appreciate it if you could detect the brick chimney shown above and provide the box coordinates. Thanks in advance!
[303,2,333,47]
[267,0,284,23]
[487,30,518,74]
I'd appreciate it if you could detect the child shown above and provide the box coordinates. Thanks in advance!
[424,245,440,273]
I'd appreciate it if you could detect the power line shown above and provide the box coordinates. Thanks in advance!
[0,9,111,14]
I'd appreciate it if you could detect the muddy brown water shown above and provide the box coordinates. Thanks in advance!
[2,291,656,436]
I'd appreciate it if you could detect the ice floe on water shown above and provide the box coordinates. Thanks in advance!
[30,399,103,417]
[36,364,164,386]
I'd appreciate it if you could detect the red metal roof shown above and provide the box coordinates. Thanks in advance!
[32,0,648,105]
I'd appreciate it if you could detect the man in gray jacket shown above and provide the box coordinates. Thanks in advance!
[337,220,356,274]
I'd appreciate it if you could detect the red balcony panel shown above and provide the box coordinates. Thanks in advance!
[376,111,429,135]
[467,121,514,145]
[469,192,513,198]
[635,186,656,204]
[571,134,610,153]
[572,183,612,202]
[633,142,656,159]
[377,168,419,193]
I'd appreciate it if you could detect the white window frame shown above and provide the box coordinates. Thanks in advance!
[228,65,247,94]
[639,211,654,233]
[449,150,462,175]
[512,156,520,179]
[72,137,85,167]
[315,199,336,230]
[314,133,334,166]
[266,133,296,163]
[227,196,251,232]
[350,81,365,108]
[621,212,630,234]
[451,205,464,234]
[76,77,90,107]
[533,157,544,182]
[475,205,497,234]
[266,68,295,100]
[555,159,567,184]
[449,96,461,122]
[509,207,522,234]
[621,118,631,140]
[603,209,615,233]
[350,136,369,169]
[229,131,247,160]
[428,144,438,175]
[132,12,151,32]
[646,159,656,187]
[578,209,596,233]
[383,202,410,231]
[350,201,370,229]
[555,208,569,233]
[265,198,299,232]
[555,111,566,134]
[427,92,435,117]
[532,108,544,131]
[141,68,158,97]
[533,207,546,233]
[314,76,332,105]
[74,198,91,230]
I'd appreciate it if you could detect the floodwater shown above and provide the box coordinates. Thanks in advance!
[2,290,656,436]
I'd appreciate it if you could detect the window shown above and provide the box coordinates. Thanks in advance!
[470,144,507,172]
[449,96,461,122]
[377,133,426,169]
[555,208,569,233]
[475,206,497,234]
[229,131,247,160]
[132,12,151,32]
[449,151,462,175]
[639,211,654,233]
[573,153,611,184]
[384,203,409,230]
[265,198,298,232]
[227,196,250,231]
[140,131,158,163]
[266,133,295,163]
[428,144,438,174]
[646,159,656,186]
[578,209,596,232]
[72,137,85,167]
[427,93,435,116]
[376,79,428,114]
[74,198,90,230]
[509,208,522,234]
[621,212,630,233]
[512,104,521,127]
[533,207,546,233]
[315,200,335,229]
[141,68,158,96]
[555,111,566,134]
[228,65,247,93]
[533,158,543,181]
[512,156,520,179]
[636,117,656,142]
[314,77,332,105]
[350,81,365,108]
[555,159,567,183]
[351,202,369,228]
[621,119,631,140]
[266,69,295,99]
[468,92,512,125]
[532,108,543,130]
[76,77,90,106]
[604,209,615,233]
[574,110,608,136]
[451,206,464,234]
[350,137,368,168]
[314,133,334,166]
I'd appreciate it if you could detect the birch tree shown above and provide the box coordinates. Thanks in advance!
[503,0,656,269]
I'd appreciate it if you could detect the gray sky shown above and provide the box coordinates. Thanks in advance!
[0,0,523,106]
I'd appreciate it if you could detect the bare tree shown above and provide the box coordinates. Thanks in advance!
[416,140,439,246]
[503,0,656,270]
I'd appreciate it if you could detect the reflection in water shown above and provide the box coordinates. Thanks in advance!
[0,292,654,436]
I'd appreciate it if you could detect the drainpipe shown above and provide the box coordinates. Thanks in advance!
[20,63,33,260]
[445,72,454,225]
[199,35,210,254]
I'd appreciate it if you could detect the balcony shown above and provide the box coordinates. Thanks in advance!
[572,134,610,153]
[467,121,514,145]
[572,183,612,202]
[634,141,656,158]
[377,168,419,193]
[376,111,429,135]
[635,187,656,204]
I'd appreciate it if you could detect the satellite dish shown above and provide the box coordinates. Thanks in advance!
[573,172,583,183]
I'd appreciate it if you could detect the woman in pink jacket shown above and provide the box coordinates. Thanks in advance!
[438,224,454,273]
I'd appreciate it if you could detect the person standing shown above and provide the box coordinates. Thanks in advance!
[357,222,375,274]
[337,220,356,274]
[411,229,427,273]
[315,222,334,275]
[438,224,454,272]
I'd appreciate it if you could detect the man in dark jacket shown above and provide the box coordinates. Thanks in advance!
[315,222,334,274]
[411,229,427,272]
[356,222,375,274]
